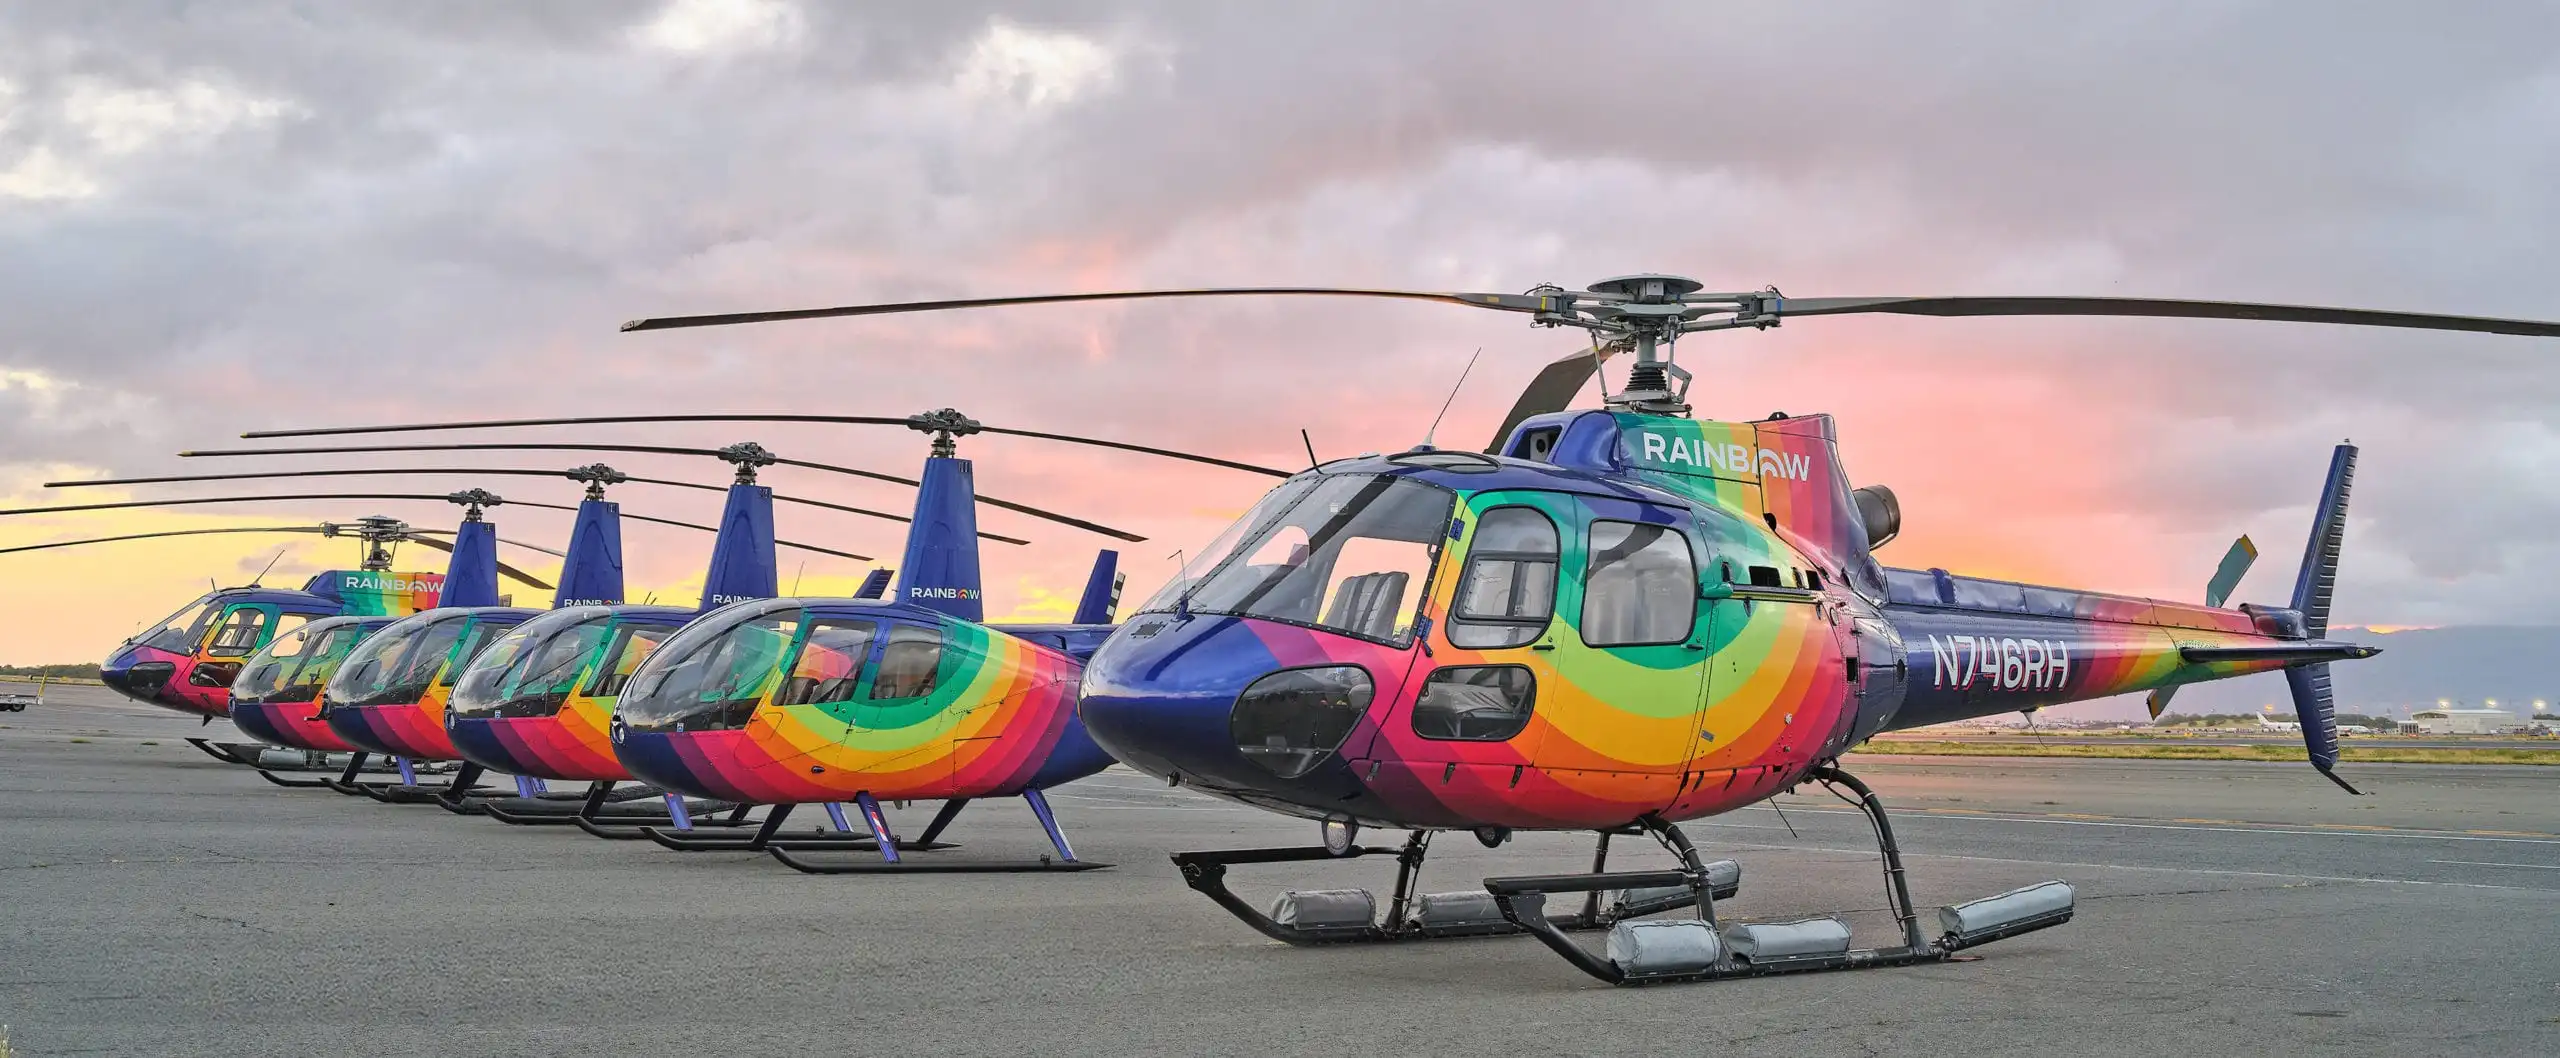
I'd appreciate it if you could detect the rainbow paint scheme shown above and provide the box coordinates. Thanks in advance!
[612,598,1115,804]
[225,615,401,751]
[1079,408,2364,833]
[319,606,540,760]
[444,605,694,782]
[98,570,444,719]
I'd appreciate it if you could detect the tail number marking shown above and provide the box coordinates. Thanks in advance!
[1927,634,2071,691]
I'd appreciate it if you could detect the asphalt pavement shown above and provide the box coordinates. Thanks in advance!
[4,685,2556,1057]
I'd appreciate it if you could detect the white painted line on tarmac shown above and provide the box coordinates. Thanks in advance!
[1742,804,2560,846]
[2426,859,2560,871]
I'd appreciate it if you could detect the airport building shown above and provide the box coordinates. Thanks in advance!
[2405,707,2517,735]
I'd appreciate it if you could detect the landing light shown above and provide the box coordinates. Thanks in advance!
[1322,816,1358,856]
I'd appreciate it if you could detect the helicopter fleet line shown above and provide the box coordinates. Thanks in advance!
[17,273,2560,988]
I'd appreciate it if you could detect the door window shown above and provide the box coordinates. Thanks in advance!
[203,607,273,657]
[1580,520,1698,647]
[869,624,943,700]
[1449,507,1559,649]
[1411,665,1537,741]
[776,620,877,707]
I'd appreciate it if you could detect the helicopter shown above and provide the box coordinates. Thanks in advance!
[0,502,518,724]
[230,407,1282,870]
[171,462,871,805]
[615,277,2560,983]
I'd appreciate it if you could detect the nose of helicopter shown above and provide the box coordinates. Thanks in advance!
[99,644,175,704]
[1079,614,1389,812]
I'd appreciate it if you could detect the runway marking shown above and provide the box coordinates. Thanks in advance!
[1700,838,2560,894]
[1749,804,2560,845]
[2426,859,2560,871]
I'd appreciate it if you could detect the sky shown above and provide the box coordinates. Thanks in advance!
[6,2,2560,667]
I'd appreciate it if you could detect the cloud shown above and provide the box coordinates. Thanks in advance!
[6,2,2560,663]
[631,0,806,56]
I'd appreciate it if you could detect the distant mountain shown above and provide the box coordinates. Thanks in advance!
[2041,625,2560,723]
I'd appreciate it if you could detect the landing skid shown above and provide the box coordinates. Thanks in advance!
[765,790,1110,874]
[640,797,948,853]
[1489,766,2074,986]
[184,737,266,766]
[1173,825,1738,946]
[483,781,716,827]
[1170,766,2074,986]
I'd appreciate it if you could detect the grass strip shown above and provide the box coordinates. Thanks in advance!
[1853,741,2560,765]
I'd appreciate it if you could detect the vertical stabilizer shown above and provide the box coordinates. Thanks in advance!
[855,568,892,600]
[552,497,626,607]
[2286,443,2360,793]
[1072,550,1123,625]
[894,455,985,622]
[440,520,503,608]
[698,483,778,611]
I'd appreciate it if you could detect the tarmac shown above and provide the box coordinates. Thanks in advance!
[4,684,2557,1057]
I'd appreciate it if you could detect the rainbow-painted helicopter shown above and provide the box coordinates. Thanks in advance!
[615,278,2560,983]
[218,408,1284,870]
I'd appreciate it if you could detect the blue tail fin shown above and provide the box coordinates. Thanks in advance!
[854,568,892,599]
[893,455,984,622]
[1071,550,1122,624]
[552,498,626,607]
[2286,443,2361,794]
[698,483,778,611]
[439,519,503,608]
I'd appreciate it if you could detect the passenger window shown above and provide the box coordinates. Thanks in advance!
[437,620,512,687]
[869,624,942,700]
[582,623,677,699]
[778,620,876,707]
[1449,508,1559,649]
[203,608,272,657]
[1581,520,1697,647]
[1411,665,1536,741]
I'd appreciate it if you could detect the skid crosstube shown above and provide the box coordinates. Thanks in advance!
[1168,836,1738,947]
[761,790,1108,874]
[1480,766,2073,987]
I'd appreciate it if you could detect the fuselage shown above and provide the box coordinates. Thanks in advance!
[1077,409,2310,832]
[606,597,1117,804]
[319,606,539,760]
[226,615,401,751]
[99,588,346,718]
[443,604,695,782]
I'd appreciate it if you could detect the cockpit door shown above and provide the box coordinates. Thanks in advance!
[1678,512,1839,811]
[1526,495,1710,781]
[189,602,285,687]
[1390,496,1566,773]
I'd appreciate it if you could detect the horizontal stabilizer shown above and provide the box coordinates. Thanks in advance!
[2177,642,2379,665]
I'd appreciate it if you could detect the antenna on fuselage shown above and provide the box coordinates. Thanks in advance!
[249,547,288,588]
[1419,348,1481,449]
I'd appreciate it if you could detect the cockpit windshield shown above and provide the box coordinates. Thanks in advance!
[450,608,684,720]
[134,593,221,654]
[323,610,524,710]
[618,601,803,733]
[1137,473,1455,645]
[231,618,385,705]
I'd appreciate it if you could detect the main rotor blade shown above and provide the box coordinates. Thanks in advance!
[181,443,1143,542]
[621,287,1558,333]
[399,530,570,560]
[409,511,870,562]
[0,525,330,556]
[0,493,583,518]
[47,466,1026,545]
[399,534,556,592]
[1484,345,1618,453]
[241,413,1292,479]
[1764,295,2560,338]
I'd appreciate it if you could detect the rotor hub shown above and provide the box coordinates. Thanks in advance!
[564,462,628,500]
[715,442,778,484]
[445,489,504,521]
[906,407,984,458]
